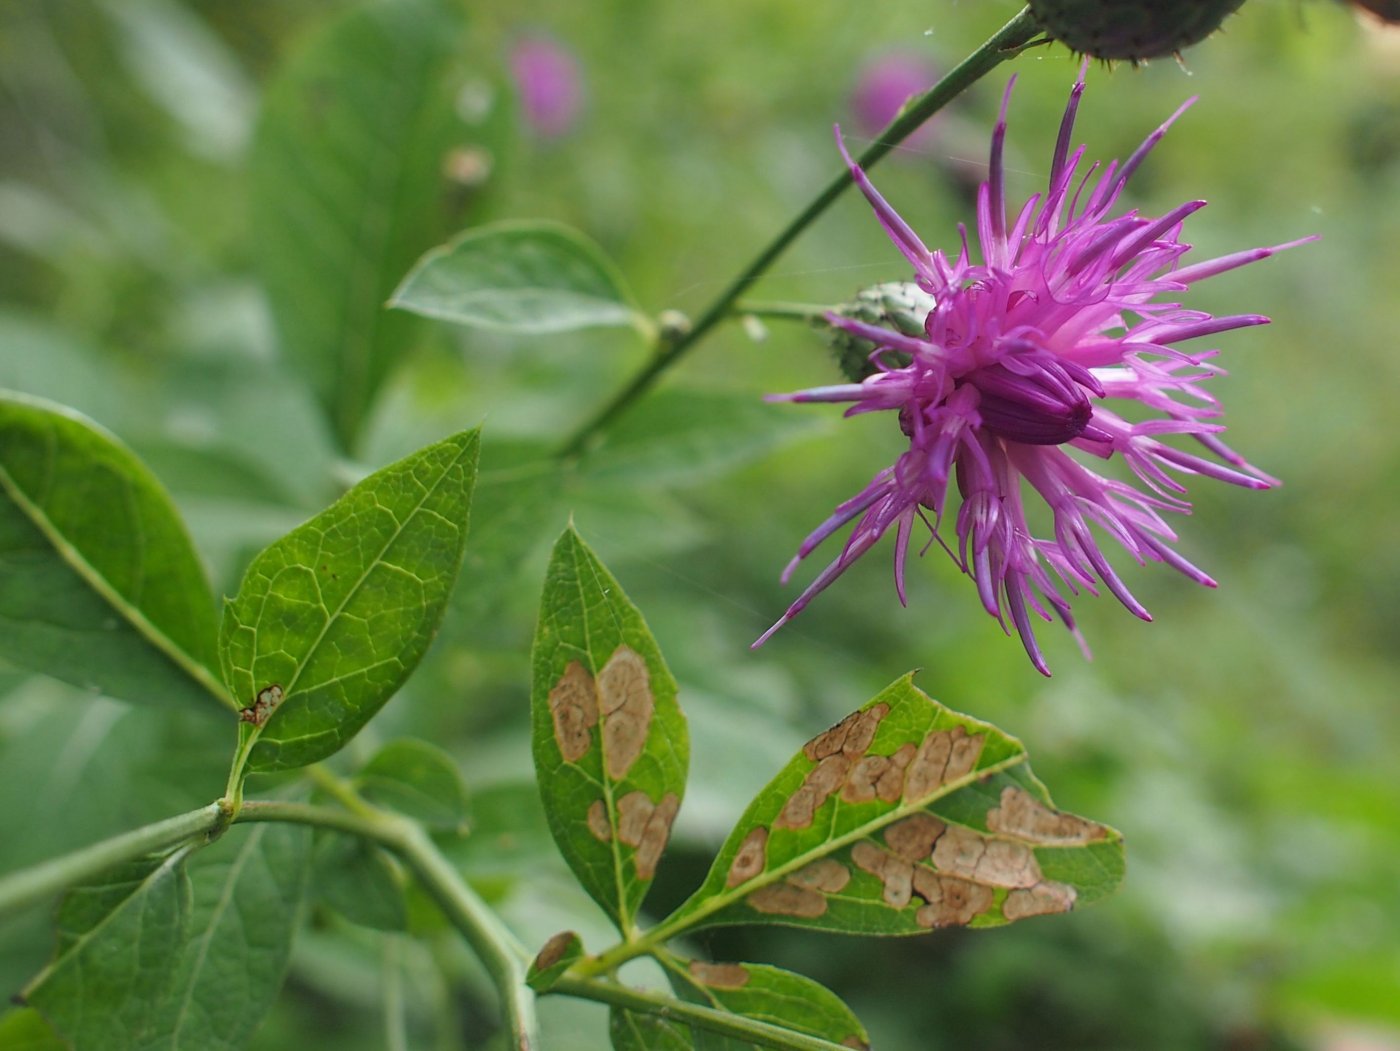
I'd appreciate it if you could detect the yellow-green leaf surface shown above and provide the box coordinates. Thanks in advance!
[249,0,481,451]
[392,221,649,336]
[23,853,192,1051]
[0,392,225,710]
[531,527,688,932]
[220,430,479,771]
[661,674,1124,937]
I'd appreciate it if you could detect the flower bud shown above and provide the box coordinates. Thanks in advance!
[826,282,936,381]
[1028,0,1247,61]
[964,359,1093,446]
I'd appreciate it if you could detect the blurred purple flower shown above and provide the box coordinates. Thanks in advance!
[851,51,941,148]
[510,35,583,138]
[758,72,1312,674]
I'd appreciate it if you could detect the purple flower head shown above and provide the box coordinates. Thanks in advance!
[510,34,584,138]
[852,51,942,148]
[758,71,1312,675]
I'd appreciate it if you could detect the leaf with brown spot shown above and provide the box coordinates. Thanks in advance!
[526,931,584,993]
[530,527,688,932]
[654,673,1124,938]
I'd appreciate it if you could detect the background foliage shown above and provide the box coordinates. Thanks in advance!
[0,0,1397,1048]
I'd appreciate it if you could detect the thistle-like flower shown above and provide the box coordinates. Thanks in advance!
[758,73,1310,674]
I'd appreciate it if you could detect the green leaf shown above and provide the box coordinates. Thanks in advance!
[667,959,869,1051]
[313,836,407,932]
[526,930,584,993]
[220,429,480,772]
[24,852,192,1051]
[392,221,649,337]
[356,738,468,829]
[249,0,481,451]
[531,527,689,932]
[610,1009,694,1051]
[0,392,225,710]
[0,1008,66,1050]
[660,674,1124,937]
[143,822,313,1051]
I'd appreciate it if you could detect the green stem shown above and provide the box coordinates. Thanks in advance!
[0,803,223,919]
[555,7,1044,460]
[550,975,853,1051]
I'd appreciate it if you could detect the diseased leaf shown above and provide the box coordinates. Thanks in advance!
[220,429,479,772]
[668,959,870,1051]
[530,527,688,932]
[661,674,1124,936]
[392,222,648,336]
[143,822,313,1051]
[526,930,584,993]
[313,836,407,932]
[0,393,225,710]
[356,738,468,828]
[610,1009,694,1051]
[249,0,484,451]
[24,852,192,1051]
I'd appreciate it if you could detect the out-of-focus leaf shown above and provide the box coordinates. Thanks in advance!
[392,222,648,336]
[249,0,477,451]
[0,1008,65,1050]
[356,738,468,828]
[530,527,688,931]
[0,393,225,710]
[313,836,406,932]
[661,674,1123,936]
[610,1009,693,1051]
[23,853,191,1050]
[220,429,478,771]
[143,822,313,1051]
[526,930,584,992]
[667,958,870,1051]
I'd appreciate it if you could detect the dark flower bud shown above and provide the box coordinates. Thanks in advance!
[964,359,1093,446]
[1028,0,1247,61]
[825,282,935,381]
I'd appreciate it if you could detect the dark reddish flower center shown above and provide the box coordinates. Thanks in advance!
[961,358,1094,445]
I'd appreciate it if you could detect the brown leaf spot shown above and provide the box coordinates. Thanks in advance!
[803,712,855,761]
[986,786,1108,845]
[930,825,1041,888]
[912,871,995,927]
[634,793,679,880]
[850,842,913,908]
[615,791,653,847]
[532,931,576,973]
[776,754,852,829]
[726,827,769,888]
[841,703,888,756]
[239,683,285,726]
[903,726,985,801]
[884,813,947,861]
[598,647,654,781]
[842,1039,872,1050]
[842,755,889,804]
[548,662,598,763]
[586,799,611,842]
[688,961,750,989]
[746,882,828,918]
[788,858,850,894]
[1003,881,1078,920]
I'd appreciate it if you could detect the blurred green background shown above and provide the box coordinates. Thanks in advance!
[1,0,1398,1048]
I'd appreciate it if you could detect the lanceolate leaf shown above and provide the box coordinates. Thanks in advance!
[392,222,649,336]
[0,393,225,710]
[23,852,192,1051]
[531,527,688,932]
[249,0,480,451]
[668,959,870,1051]
[661,674,1124,937]
[220,429,479,771]
[145,823,313,1051]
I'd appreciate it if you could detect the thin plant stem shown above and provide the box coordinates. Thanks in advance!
[732,300,831,322]
[555,7,1044,460]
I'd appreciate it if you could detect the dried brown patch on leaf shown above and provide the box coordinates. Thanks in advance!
[775,754,851,829]
[802,703,889,762]
[930,825,1041,888]
[726,827,769,888]
[586,799,612,842]
[912,870,995,928]
[616,791,653,846]
[688,961,750,989]
[548,661,598,762]
[787,859,850,894]
[1003,881,1077,920]
[884,813,946,861]
[238,683,285,726]
[597,646,654,780]
[842,1039,872,1051]
[633,793,679,880]
[903,726,985,802]
[532,931,577,973]
[851,842,914,908]
[746,882,828,918]
[987,786,1108,845]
